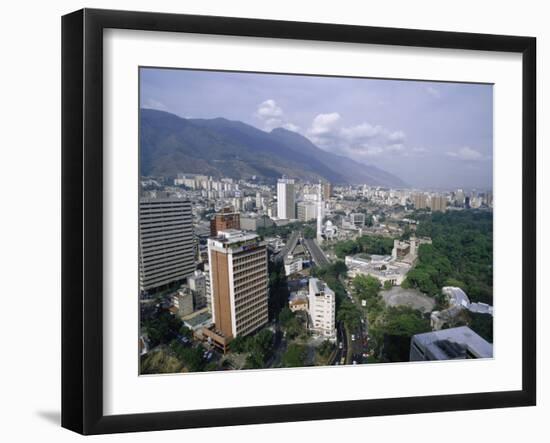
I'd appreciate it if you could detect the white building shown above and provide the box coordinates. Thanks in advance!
[172,287,194,317]
[187,270,208,309]
[284,255,303,276]
[297,201,317,222]
[277,178,296,219]
[308,278,336,340]
[139,198,195,292]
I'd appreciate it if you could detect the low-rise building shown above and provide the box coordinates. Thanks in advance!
[410,326,493,361]
[284,255,303,276]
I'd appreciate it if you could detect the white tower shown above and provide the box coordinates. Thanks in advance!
[317,182,323,243]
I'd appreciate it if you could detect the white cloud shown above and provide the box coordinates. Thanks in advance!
[282,122,301,132]
[340,122,382,141]
[446,146,484,161]
[142,98,168,111]
[255,99,299,131]
[425,86,442,99]
[256,99,283,119]
[308,113,341,136]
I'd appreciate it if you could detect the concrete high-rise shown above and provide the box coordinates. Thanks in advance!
[430,195,447,212]
[277,178,296,219]
[308,278,336,340]
[210,207,240,237]
[316,182,323,243]
[205,230,269,351]
[139,198,195,292]
[297,201,317,222]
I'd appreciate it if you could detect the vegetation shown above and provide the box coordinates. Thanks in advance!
[140,348,183,374]
[467,312,493,343]
[267,260,290,321]
[315,340,336,365]
[403,211,493,304]
[229,329,275,369]
[169,340,206,372]
[333,234,394,259]
[282,344,307,367]
[257,221,314,239]
[142,311,183,347]
[370,306,431,362]
[279,307,306,340]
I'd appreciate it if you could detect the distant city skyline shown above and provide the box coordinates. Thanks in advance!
[140,68,493,190]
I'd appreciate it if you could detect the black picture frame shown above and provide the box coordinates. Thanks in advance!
[61,8,537,435]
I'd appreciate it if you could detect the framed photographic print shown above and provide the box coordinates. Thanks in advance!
[61,8,536,435]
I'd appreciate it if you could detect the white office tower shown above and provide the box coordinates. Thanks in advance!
[308,278,336,340]
[316,182,323,243]
[277,178,296,219]
[139,198,195,292]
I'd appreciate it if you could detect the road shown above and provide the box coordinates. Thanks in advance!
[275,230,300,261]
[331,321,348,365]
[345,285,370,364]
[303,238,330,267]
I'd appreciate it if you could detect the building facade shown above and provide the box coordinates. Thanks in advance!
[206,230,269,351]
[308,278,337,340]
[187,270,208,309]
[297,201,317,222]
[210,207,240,236]
[139,198,195,292]
[277,178,296,219]
[430,195,448,212]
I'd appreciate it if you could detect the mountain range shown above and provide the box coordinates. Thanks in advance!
[140,108,406,187]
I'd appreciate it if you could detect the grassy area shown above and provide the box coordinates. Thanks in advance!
[140,347,184,374]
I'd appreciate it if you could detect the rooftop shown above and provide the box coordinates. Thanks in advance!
[412,326,493,359]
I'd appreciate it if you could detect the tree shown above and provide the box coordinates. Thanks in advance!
[383,280,393,290]
[282,344,307,367]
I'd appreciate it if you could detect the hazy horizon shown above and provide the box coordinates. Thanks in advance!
[140,68,493,190]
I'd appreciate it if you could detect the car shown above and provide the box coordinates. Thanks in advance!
[338,342,343,349]
[351,334,356,341]
[352,360,357,365]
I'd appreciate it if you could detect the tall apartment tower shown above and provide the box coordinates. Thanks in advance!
[205,230,269,351]
[430,195,448,212]
[322,182,332,201]
[210,207,240,237]
[316,182,323,243]
[308,278,336,340]
[413,193,428,209]
[139,198,195,292]
[277,178,296,219]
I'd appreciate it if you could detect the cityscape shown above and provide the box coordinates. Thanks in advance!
[139,69,494,374]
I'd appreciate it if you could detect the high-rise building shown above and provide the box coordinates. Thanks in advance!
[322,182,332,201]
[139,198,195,292]
[210,207,240,237]
[205,230,269,352]
[430,195,447,212]
[455,189,465,206]
[317,183,323,243]
[277,178,296,219]
[413,193,428,209]
[297,201,317,222]
[308,278,336,340]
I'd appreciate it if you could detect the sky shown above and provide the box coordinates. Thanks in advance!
[140,68,493,190]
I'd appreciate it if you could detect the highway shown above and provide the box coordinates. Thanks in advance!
[275,230,300,261]
[330,321,347,365]
[303,238,330,267]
